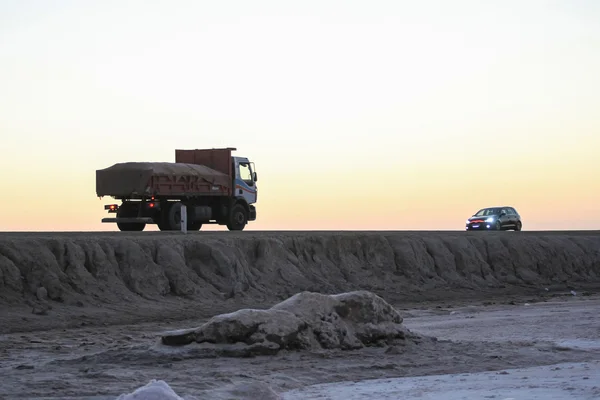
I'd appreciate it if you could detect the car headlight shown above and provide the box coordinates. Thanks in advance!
[485,217,494,223]
[466,219,470,224]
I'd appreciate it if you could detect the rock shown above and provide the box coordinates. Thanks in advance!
[385,345,405,354]
[161,290,411,356]
[116,379,184,400]
[36,286,48,301]
[196,308,309,347]
[118,379,281,400]
[31,303,52,315]
[160,328,198,346]
[203,381,281,400]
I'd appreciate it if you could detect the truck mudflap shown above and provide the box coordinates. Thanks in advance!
[102,217,155,224]
[248,205,257,221]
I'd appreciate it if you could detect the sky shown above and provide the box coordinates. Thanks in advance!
[0,0,599,231]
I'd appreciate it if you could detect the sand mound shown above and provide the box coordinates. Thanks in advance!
[116,380,185,400]
[1,231,600,332]
[161,290,410,356]
[116,379,280,400]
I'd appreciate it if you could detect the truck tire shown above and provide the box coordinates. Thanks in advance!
[117,203,146,232]
[159,202,201,231]
[156,217,170,231]
[227,203,247,231]
[153,206,169,231]
[163,202,183,231]
[117,221,146,231]
[188,222,202,231]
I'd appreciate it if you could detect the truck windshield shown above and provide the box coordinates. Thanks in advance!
[239,162,253,185]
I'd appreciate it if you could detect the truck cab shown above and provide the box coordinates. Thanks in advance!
[233,156,258,205]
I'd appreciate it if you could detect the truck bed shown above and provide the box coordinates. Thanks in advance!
[96,162,232,198]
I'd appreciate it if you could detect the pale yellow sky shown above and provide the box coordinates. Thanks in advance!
[0,0,599,231]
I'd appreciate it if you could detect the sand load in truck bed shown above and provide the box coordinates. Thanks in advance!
[96,162,232,197]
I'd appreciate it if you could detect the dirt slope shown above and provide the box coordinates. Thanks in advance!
[1,231,599,333]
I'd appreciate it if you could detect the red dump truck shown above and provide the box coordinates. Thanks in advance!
[96,148,258,231]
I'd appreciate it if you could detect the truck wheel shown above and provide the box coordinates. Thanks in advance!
[117,222,146,231]
[117,203,146,232]
[188,222,202,231]
[227,204,247,231]
[156,216,170,231]
[158,202,202,231]
[164,202,183,231]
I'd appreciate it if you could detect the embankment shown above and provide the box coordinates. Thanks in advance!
[0,231,599,333]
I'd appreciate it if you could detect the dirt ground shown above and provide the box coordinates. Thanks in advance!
[2,230,600,335]
[1,231,599,398]
[1,293,599,399]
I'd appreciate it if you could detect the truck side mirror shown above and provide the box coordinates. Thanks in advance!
[253,172,258,182]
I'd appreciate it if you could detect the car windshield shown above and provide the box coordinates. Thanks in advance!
[474,208,500,216]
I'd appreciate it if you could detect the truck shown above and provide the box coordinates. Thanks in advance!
[95,147,258,232]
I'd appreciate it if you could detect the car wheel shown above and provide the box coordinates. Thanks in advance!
[515,221,522,231]
[494,221,502,231]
